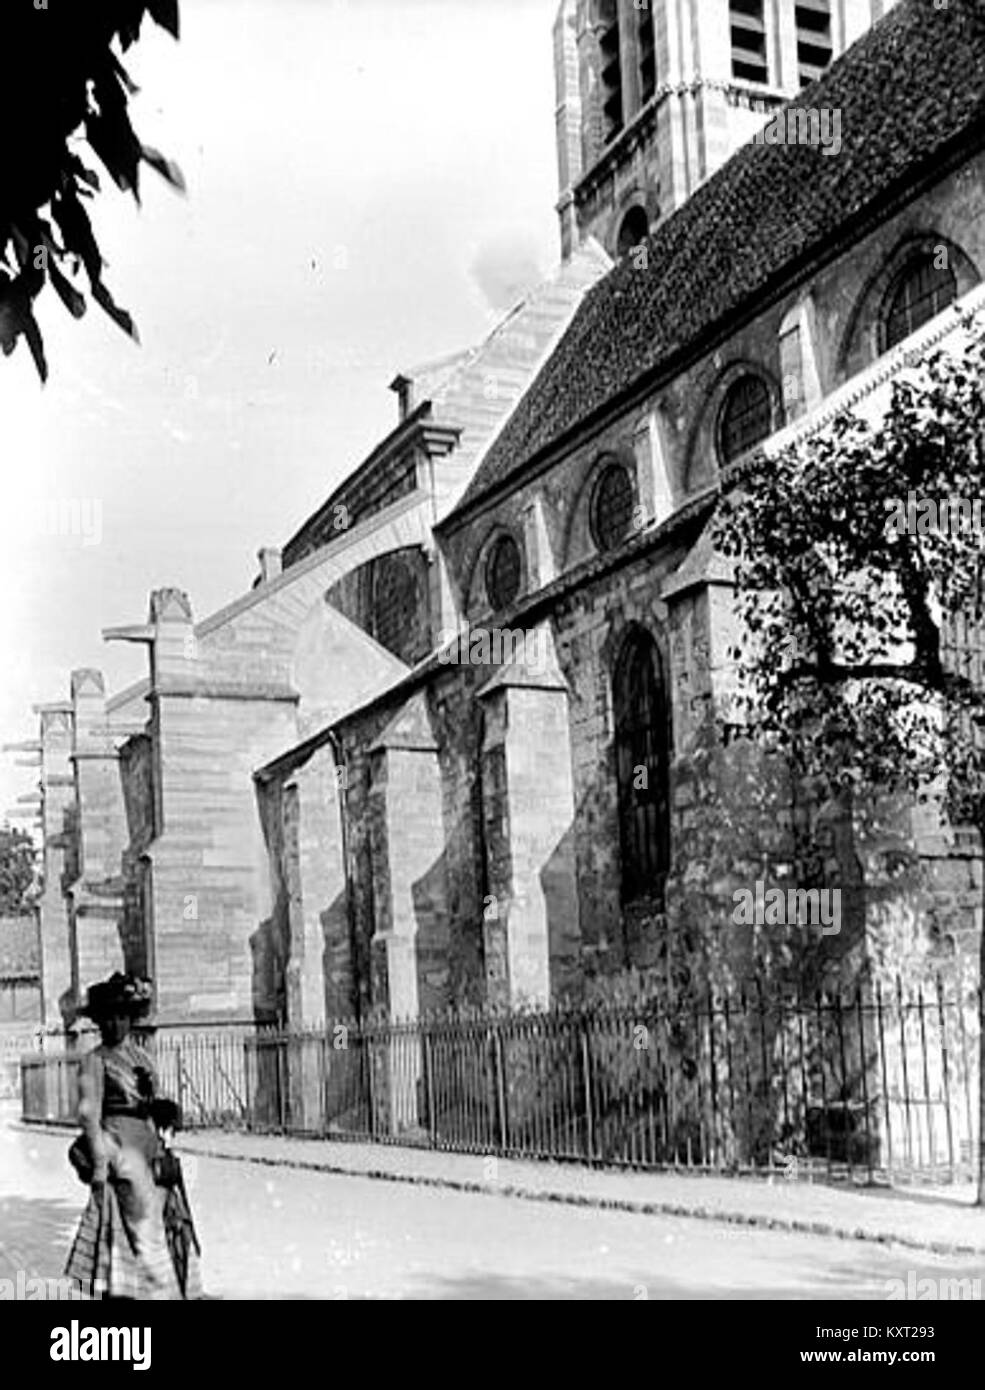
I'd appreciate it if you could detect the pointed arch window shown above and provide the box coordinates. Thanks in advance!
[613,629,671,906]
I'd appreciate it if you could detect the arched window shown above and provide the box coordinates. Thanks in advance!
[883,253,958,351]
[373,553,421,659]
[485,533,522,612]
[590,458,635,552]
[616,206,649,259]
[719,373,773,464]
[613,629,671,906]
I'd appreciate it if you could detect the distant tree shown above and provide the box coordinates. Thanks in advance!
[714,308,985,1200]
[2,1,183,381]
[0,824,37,915]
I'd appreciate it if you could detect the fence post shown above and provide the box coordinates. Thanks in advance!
[492,1025,507,1152]
[581,1018,594,1163]
[176,1046,184,1123]
[319,1032,328,1139]
[936,975,955,1180]
[244,1037,253,1133]
[423,1026,437,1147]
[366,1028,376,1140]
[917,985,936,1169]
[855,986,873,1183]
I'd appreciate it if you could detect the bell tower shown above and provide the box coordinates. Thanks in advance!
[554,0,901,260]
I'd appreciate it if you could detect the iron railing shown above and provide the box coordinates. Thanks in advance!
[19,1021,254,1128]
[18,980,982,1180]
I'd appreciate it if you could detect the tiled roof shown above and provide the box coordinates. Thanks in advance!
[447,0,985,522]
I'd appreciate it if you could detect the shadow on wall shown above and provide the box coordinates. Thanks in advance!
[320,889,352,1021]
[410,851,461,1014]
[250,918,286,1027]
[539,821,582,998]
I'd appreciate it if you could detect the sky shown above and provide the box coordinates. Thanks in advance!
[0,0,561,822]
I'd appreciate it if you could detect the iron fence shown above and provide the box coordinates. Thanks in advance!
[243,981,980,1180]
[19,1021,254,1128]
[18,980,982,1181]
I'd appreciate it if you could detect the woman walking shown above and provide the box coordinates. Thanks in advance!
[64,972,203,1300]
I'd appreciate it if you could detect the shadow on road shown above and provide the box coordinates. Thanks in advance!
[0,1193,81,1282]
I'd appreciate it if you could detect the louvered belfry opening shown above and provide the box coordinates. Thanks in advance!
[638,1,657,106]
[598,0,624,143]
[614,629,672,908]
[730,0,768,85]
[796,0,833,86]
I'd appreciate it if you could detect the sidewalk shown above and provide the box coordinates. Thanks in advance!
[174,1128,985,1256]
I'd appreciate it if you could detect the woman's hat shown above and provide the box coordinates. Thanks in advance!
[79,972,153,1021]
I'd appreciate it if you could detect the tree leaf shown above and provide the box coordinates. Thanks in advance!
[0,273,48,382]
[48,258,87,320]
[147,0,180,39]
[141,145,186,192]
[51,190,103,285]
[91,279,140,344]
[21,305,48,383]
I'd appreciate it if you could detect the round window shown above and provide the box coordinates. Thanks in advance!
[485,534,522,611]
[590,460,635,552]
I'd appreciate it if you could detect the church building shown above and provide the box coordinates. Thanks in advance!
[13,0,985,1043]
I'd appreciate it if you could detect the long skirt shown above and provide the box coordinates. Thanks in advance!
[65,1124,182,1300]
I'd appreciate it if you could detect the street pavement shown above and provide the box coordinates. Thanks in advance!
[2,1106,984,1300]
[176,1125,985,1255]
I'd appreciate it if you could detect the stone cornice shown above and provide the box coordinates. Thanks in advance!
[574,80,785,206]
[106,678,151,714]
[151,677,299,703]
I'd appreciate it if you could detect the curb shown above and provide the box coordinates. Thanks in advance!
[174,1139,985,1259]
[11,1116,982,1258]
